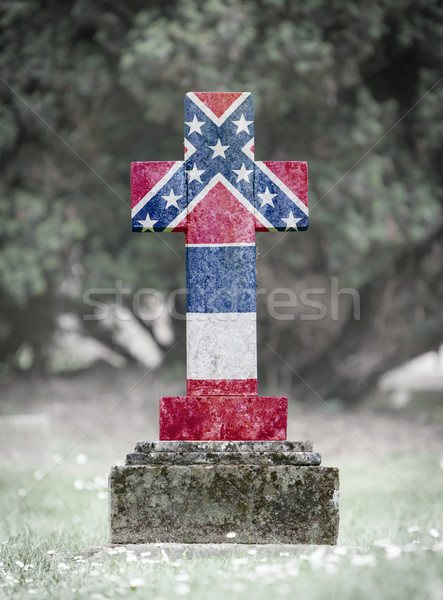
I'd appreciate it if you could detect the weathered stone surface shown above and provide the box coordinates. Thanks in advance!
[126,450,321,466]
[135,440,313,453]
[109,464,339,545]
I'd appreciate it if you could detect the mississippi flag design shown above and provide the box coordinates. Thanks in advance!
[131,92,308,440]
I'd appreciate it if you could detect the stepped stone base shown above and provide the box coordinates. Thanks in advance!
[109,441,339,545]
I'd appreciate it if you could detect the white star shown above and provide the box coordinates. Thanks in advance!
[281,211,302,230]
[232,113,253,134]
[185,115,205,135]
[209,139,229,159]
[257,187,277,207]
[162,189,182,209]
[186,163,205,183]
[233,163,253,183]
[137,214,158,230]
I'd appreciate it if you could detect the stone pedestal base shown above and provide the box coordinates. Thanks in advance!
[109,441,339,545]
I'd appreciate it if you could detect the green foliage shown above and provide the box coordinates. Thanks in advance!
[0,191,85,303]
[0,0,442,394]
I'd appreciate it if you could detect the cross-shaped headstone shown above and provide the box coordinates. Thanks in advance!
[131,92,308,440]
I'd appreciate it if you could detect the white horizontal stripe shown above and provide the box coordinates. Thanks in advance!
[187,312,257,380]
[185,243,255,247]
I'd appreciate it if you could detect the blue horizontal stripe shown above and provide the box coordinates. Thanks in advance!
[186,246,256,313]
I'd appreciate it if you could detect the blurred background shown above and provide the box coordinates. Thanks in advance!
[1,0,443,435]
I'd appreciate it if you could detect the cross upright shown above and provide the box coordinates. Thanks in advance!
[131,92,308,441]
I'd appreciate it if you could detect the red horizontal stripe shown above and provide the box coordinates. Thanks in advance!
[160,395,287,441]
[187,379,258,396]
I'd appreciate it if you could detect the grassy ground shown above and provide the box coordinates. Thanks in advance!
[0,369,442,599]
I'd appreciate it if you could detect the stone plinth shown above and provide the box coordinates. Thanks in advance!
[109,441,339,545]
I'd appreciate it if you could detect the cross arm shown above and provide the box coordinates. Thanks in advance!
[131,161,187,232]
[254,161,308,232]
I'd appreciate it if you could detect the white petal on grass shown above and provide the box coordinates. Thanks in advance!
[161,548,170,562]
[97,492,107,500]
[231,557,249,569]
[175,583,191,595]
[18,489,26,497]
[140,551,151,557]
[94,476,107,489]
[141,558,159,564]
[408,525,420,533]
[333,546,348,556]
[108,549,118,555]
[226,532,236,539]
[47,550,55,555]
[74,480,85,490]
[129,578,145,588]
[75,453,88,465]
[247,549,257,555]
[33,470,44,481]
[176,573,190,582]
[429,528,440,538]
[15,561,24,568]
[308,547,326,568]
[126,554,137,562]
[28,590,37,595]
[57,562,70,571]
[351,554,377,567]
[117,547,127,553]
[385,545,402,560]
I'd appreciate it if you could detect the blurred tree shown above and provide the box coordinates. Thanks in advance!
[0,0,442,401]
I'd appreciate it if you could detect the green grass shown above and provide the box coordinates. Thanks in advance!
[0,453,442,599]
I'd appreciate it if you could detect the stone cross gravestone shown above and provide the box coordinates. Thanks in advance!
[109,92,339,544]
